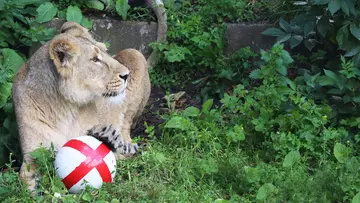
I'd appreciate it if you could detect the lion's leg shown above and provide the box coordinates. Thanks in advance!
[87,125,138,157]
[19,154,37,192]
[17,123,66,192]
[20,142,52,193]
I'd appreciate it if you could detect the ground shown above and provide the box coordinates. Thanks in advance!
[132,86,202,139]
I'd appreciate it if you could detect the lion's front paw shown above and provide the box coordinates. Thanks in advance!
[86,125,138,155]
[117,142,139,155]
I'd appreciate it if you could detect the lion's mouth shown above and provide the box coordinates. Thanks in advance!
[102,89,125,97]
[103,80,126,98]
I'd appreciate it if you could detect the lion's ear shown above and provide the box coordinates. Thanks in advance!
[49,38,80,76]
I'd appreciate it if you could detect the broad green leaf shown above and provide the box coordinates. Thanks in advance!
[86,0,105,10]
[318,76,335,86]
[323,69,343,89]
[289,35,303,49]
[343,95,351,104]
[244,166,260,183]
[314,0,330,4]
[226,125,245,142]
[164,116,192,131]
[219,69,233,80]
[336,25,349,50]
[282,49,293,64]
[324,69,339,83]
[283,151,301,167]
[66,6,83,24]
[352,192,360,203]
[0,69,10,84]
[115,0,130,20]
[0,184,11,196]
[202,99,213,113]
[0,0,4,11]
[2,102,12,114]
[279,18,291,32]
[3,117,10,129]
[81,17,93,29]
[2,48,24,73]
[304,39,317,51]
[277,34,291,44]
[36,2,58,23]
[164,46,191,63]
[82,192,92,201]
[183,106,200,117]
[352,96,360,103]
[256,183,276,200]
[345,0,356,15]
[328,0,341,15]
[327,88,343,95]
[350,23,360,40]
[214,199,229,203]
[261,28,285,37]
[155,152,166,163]
[317,16,330,37]
[286,78,296,90]
[249,69,261,79]
[57,10,66,19]
[354,53,360,68]
[304,21,315,36]
[15,0,45,6]
[276,64,287,76]
[345,47,360,57]
[340,0,350,15]
[333,142,350,163]
[0,82,12,108]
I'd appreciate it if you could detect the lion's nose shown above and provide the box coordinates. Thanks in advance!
[120,74,129,82]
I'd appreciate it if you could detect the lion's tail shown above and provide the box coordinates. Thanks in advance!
[146,0,167,68]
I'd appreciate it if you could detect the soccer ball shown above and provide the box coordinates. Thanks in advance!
[54,136,117,193]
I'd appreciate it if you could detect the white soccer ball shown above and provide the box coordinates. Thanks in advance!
[54,136,117,193]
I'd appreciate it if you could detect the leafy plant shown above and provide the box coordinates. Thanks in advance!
[0,49,24,166]
[263,0,360,121]
[0,0,56,48]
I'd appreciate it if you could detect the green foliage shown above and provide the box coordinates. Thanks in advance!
[0,0,56,48]
[115,0,130,20]
[66,5,83,24]
[263,0,360,120]
[150,0,261,98]
[263,1,359,52]
[0,49,24,166]
[36,2,58,23]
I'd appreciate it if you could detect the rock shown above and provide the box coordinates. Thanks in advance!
[29,17,275,57]
[224,23,275,54]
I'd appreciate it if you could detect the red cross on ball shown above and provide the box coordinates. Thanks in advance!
[54,136,117,193]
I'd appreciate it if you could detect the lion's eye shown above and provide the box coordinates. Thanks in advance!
[91,56,100,62]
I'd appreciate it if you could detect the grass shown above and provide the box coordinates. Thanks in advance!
[0,83,357,202]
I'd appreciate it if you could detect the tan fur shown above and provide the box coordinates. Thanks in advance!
[12,22,150,191]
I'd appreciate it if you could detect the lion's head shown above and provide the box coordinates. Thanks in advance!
[49,24,129,105]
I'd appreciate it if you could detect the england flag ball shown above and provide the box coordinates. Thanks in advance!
[54,136,117,193]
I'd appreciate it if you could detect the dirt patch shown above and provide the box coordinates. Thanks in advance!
[132,86,202,139]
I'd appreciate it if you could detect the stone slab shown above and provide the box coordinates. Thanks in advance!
[224,23,275,54]
[29,17,158,57]
[29,17,275,57]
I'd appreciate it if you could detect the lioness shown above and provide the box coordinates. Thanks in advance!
[12,22,150,191]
